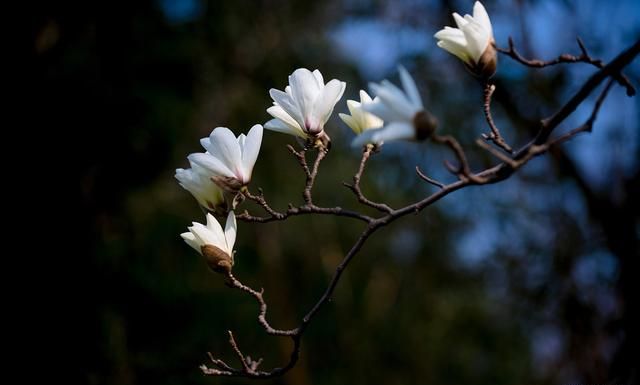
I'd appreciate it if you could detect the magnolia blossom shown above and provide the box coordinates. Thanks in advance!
[434,1,497,78]
[175,162,226,213]
[181,211,237,274]
[352,66,436,147]
[265,68,346,143]
[189,124,263,192]
[339,90,383,137]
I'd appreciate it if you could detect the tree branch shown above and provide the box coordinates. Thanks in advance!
[343,144,394,213]
[496,37,636,96]
[200,38,639,380]
[481,83,513,153]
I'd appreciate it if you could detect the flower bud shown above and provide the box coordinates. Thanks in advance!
[413,110,438,140]
[466,40,497,79]
[201,244,234,274]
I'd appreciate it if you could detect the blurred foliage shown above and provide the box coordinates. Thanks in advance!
[32,0,638,384]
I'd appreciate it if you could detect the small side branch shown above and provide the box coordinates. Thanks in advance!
[344,145,394,213]
[481,83,513,153]
[497,37,635,96]
[415,166,445,188]
[226,272,298,336]
[242,188,286,220]
[480,79,615,172]
[237,188,372,224]
[536,38,640,145]
[303,149,327,205]
[432,134,487,184]
[287,145,311,178]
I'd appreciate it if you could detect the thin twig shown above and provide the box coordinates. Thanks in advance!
[535,39,639,145]
[303,149,327,204]
[475,139,518,168]
[344,145,394,213]
[481,83,513,153]
[242,188,286,220]
[287,145,310,178]
[547,79,615,146]
[228,331,252,373]
[432,134,487,184]
[226,272,298,336]
[415,166,445,188]
[236,194,372,223]
[496,37,635,96]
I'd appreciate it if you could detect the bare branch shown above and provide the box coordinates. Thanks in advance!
[432,134,488,184]
[303,149,327,205]
[199,39,639,380]
[496,37,635,96]
[415,166,445,188]
[481,83,513,153]
[225,272,298,336]
[535,38,639,145]
[228,331,252,373]
[286,145,310,178]
[344,145,394,213]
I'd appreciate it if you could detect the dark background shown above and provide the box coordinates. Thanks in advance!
[31,0,639,384]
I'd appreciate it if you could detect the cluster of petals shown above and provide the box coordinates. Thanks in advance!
[434,1,496,77]
[265,68,346,141]
[188,125,263,192]
[351,66,428,147]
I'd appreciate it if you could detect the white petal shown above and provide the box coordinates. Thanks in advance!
[437,40,472,64]
[264,118,308,139]
[434,27,467,47]
[200,137,212,151]
[205,212,224,236]
[313,79,345,126]
[461,20,490,63]
[346,99,362,116]
[351,129,378,147]
[269,88,305,129]
[453,12,468,28]
[207,127,244,179]
[190,223,221,248]
[181,231,202,254]
[289,68,321,126]
[237,134,246,153]
[398,66,423,109]
[312,69,324,88]
[362,99,404,122]
[359,89,373,104]
[175,167,193,186]
[267,105,302,130]
[339,113,360,134]
[473,1,493,38]
[241,124,263,181]
[371,122,415,142]
[188,153,235,178]
[204,213,227,249]
[224,210,237,255]
[370,82,415,120]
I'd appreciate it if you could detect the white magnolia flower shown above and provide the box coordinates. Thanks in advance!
[181,211,237,274]
[434,1,497,78]
[339,90,383,135]
[352,66,436,147]
[189,124,263,192]
[175,162,226,213]
[265,68,346,142]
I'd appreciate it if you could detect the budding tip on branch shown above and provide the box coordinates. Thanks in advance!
[414,110,438,140]
[202,244,234,274]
